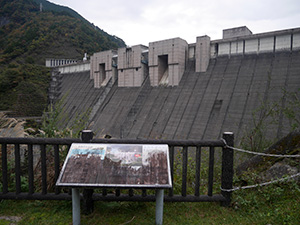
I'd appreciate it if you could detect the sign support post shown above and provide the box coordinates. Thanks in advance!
[72,188,81,225]
[155,189,164,225]
[57,143,172,225]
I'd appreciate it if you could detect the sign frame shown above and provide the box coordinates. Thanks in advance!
[56,143,172,189]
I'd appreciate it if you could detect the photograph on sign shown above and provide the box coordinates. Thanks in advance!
[56,143,172,188]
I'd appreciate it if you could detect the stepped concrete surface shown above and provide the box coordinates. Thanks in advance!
[49,27,300,143]
[51,51,300,143]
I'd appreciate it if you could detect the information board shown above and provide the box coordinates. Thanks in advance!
[56,143,172,188]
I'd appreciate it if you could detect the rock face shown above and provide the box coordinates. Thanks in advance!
[0,216,22,223]
[261,161,299,182]
[236,130,300,175]
[236,130,300,184]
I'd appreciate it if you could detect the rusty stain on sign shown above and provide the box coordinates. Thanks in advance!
[56,143,172,188]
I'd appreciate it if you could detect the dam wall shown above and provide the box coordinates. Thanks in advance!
[49,26,300,142]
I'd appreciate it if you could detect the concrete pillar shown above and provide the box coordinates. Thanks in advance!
[196,35,210,73]
[149,38,187,86]
[117,45,148,87]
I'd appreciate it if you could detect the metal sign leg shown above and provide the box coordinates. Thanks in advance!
[155,189,164,225]
[72,188,81,225]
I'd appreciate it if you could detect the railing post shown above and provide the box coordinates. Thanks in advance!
[41,144,47,195]
[81,130,94,214]
[15,144,21,194]
[221,132,234,206]
[81,130,94,143]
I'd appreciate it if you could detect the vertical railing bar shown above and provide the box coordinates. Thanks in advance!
[142,189,147,197]
[168,146,174,197]
[41,144,47,195]
[54,144,60,195]
[129,188,134,197]
[207,146,214,196]
[181,146,188,197]
[28,144,34,195]
[102,188,107,196]
[15,144,21,194]
[1,144,8,194]
[115,188,120,197]
[194,146,201,196]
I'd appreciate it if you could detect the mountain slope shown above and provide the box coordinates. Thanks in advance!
[0,0,126,116]
[33,0,125,48]
[0,0,126,64]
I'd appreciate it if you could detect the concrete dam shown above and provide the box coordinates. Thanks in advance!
[48,26,300,144]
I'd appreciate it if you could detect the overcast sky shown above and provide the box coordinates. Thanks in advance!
[49,0,300,46]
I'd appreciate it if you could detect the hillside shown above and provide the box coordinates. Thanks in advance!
[0,0,126,116]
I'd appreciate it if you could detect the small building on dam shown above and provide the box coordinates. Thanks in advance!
[47,26,300,145]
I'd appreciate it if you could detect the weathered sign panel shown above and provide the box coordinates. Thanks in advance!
[56,143,172,188]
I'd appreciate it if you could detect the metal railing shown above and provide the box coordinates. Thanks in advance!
[0,131,234,207]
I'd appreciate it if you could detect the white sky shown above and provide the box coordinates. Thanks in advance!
[49,0,300,46]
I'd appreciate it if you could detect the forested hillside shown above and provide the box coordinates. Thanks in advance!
[0,0,126,116]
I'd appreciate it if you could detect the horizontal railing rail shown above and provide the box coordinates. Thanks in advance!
[0,131,234,208]
[0,137,225,146]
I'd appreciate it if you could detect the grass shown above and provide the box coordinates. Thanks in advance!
[0,182,299,225]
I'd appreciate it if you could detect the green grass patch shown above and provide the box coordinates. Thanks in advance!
[0,182,299,224]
